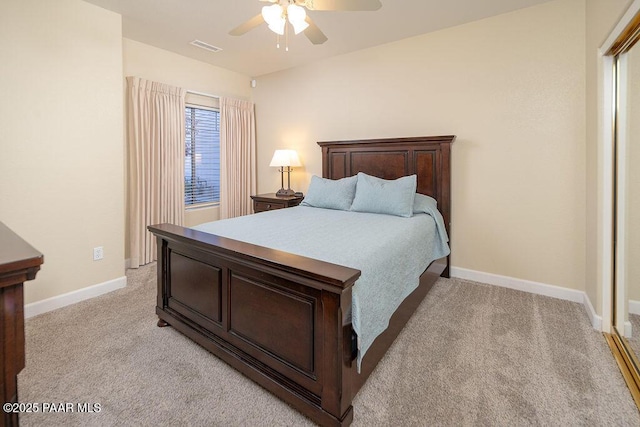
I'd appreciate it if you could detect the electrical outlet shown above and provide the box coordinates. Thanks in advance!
[93,246,104,261]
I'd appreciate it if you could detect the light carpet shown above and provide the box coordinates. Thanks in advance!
[18,263,639,426]
[627,313,640,364]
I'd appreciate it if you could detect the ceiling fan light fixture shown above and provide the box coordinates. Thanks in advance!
[287,4,309,35]
[261,4,283,26]
[268,20,286,35]
[262,4,285,35]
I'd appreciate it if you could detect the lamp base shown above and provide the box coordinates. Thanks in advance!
[276,188,295,197]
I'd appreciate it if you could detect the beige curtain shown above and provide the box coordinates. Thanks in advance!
[220,97,256,219]
[126,76,186,268]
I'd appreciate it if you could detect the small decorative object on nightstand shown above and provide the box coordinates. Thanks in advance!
[269,149,302,196]
[251,193,304,213]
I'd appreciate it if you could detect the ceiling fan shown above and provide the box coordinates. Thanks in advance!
[229,0,382,46]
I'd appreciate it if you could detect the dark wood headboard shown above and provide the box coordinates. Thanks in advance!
[317,135,455,239]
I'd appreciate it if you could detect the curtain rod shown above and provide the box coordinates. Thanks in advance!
[186,89,220,99]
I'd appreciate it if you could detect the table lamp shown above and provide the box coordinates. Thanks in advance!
[270,149,302,196]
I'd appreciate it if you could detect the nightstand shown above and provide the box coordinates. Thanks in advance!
[251,193,303,213]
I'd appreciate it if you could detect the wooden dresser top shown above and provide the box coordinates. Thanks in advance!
[0,222,43,286]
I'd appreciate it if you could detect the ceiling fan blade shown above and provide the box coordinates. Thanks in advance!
[229,14,265,36]
[304,16,328,45]
[300,0,382,11]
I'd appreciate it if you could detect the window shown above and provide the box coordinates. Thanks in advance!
[184,106,220,206]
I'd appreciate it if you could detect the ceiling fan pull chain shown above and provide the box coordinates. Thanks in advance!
[285,22,289,52]
[276,33,280,49]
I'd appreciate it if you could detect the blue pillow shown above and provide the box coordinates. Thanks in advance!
[350,172,417,217]
[300,175,357,210]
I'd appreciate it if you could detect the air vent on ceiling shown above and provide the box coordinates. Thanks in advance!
[190,40,223,53]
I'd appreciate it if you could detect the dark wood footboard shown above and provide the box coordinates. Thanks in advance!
[148,223,447,426]
[149,223,362,426]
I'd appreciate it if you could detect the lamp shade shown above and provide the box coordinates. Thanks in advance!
[262,4,285,35]
[269,149,302,167]
[267,20,286,35]
[262,4,283,25]
[287,4,309,35]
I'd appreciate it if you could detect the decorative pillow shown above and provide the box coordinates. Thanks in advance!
[300,175,358,210]
[350,172,417,217]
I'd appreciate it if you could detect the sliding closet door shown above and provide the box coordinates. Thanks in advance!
[614,47,640,383]
[602,0,640,407]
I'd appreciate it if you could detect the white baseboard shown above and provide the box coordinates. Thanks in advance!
[629,299,640,315]
[625,320,633,338]
[583,291,603,331]
[22,266,609,332]
[450,266,603,331]
[24,276,127,319]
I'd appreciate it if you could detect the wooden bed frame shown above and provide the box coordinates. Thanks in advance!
[148,135,454,426]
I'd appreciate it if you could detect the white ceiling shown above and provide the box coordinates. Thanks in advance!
[82,0,553,77]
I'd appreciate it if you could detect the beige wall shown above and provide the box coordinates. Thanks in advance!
[585,0,633,315]
[0,0,124,304]
[253,0,587,291]
[122,38,252,235]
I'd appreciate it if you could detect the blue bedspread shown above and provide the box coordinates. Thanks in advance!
[192,195,450,369]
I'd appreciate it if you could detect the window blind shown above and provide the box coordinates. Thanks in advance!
[185,106,220,206]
